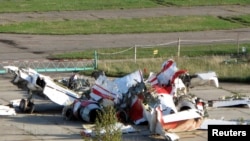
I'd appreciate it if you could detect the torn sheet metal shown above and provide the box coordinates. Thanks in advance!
[162,109,202,123]
[155,59,186,86]
[63,70,148,125]
[43,80,81,106]
[146,59,187,96]
[145,94,204,134]
[144,59,208,139]
[56,74,91,96]
[0,105,16,116]
[9,99,21,107]
[190,71,219,88]
[208,96,250,108]
[4,65,82,113]
[62,99,102,123]
[89,70,148,125]
[90,70,144,101]
[208,99,250,108]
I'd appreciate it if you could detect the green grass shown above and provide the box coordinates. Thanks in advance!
[0,15,248,34]
[94,56,250,83]
[219,15,250,26]
[79,55,250,83]
[0,0,250,13]
[153,0,250,6]
[82,106,122,141]
[49,43,250,83]
[1,0,250,83]
[0,0,158,13]
[49,43,250,60]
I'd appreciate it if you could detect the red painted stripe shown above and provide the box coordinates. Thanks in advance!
[157,60,174,76]
[92,85,115,100]
[170,70,187,84]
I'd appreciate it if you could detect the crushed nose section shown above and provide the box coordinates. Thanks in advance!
[175,95,196,111]
[79,103,102,123]
[62,100,103,123]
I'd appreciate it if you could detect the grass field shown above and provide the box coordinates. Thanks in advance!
[0,1,250,35]
[48,43,250,83]
[49,43,250,59]
[0,15,248,34]
[1,0,250,13]
[1,0,250,83]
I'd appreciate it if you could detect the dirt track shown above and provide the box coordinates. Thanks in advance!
[1,5,250,60]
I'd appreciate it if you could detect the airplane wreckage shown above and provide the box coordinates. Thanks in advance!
[3,65,86,113]
[3,59,247,140]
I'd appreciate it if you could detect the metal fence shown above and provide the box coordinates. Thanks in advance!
[97,38,250,62]
[0,52,98,74]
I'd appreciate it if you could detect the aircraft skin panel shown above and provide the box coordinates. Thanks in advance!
[43,84,79,106]
[197,71,217,80]
[192,71,219,88]
[161,109,201,123]
[211,99,250,107]
[114,70,143,94]
[90,70,144,102]
[4,65,81,107]
[18,70,31,82]
[3,66,19,72]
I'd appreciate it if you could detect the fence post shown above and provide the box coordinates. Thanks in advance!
[94,50,98,69]
[177,37,181,57]
[134,45,137,63]
[237,33,239,55]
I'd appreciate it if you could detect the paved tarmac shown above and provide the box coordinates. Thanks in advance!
[0,73,249,141]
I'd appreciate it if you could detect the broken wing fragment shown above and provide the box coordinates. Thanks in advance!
[190,71,219,88]
[4,65,82,113]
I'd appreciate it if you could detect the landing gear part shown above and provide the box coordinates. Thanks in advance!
[19,99,35,113]
[19,99,28,112]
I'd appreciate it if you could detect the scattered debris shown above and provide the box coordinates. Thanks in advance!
[189,71,219,88]
[0,105,16,116]
[143,59,207,139]
[9,99,21,107]
[57,73,91,96]
[208,95,250,108]
[4,66,82,113]
[4,59,236,141]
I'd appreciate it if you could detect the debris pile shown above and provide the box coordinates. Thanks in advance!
[4,59,230,140]
[62,59,212,140]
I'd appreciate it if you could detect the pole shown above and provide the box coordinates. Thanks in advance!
[237,33,239,55]
[134,45,137,63]
[94,50,98,69]
[177,37,180,57]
